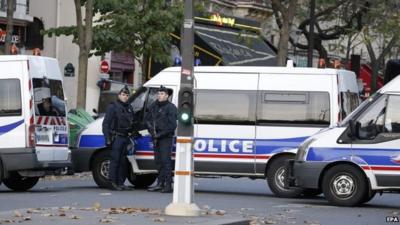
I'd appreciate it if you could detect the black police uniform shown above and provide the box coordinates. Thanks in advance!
[102,88,135,190]
[145,87,177,193]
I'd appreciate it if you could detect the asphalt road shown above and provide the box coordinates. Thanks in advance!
[0,175,398,225]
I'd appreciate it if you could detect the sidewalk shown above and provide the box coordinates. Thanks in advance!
[0,205,252,225]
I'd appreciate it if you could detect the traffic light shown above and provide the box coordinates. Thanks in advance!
[178,87,194,126]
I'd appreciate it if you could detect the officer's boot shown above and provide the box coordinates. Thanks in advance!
[110,182,123,191]
[161,182,172,193]
[147,180,164,192]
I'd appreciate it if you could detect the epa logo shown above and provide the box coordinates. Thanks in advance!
[386,216,399,223]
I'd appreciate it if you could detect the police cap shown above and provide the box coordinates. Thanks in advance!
[158,85,173,96]
[119,86,130,95]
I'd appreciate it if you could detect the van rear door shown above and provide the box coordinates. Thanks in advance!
[32,77,68,161]
[0,61,25,150]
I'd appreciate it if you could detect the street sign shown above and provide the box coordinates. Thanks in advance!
[100,60,110,73]
[64,63,75,77]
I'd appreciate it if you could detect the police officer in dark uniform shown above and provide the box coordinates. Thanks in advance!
[146,86,177,193]
[102,86,135,191]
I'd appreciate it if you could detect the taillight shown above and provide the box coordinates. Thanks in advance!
[28,123,36,148]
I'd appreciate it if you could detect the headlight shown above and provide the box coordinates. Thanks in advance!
[295,138,315,161]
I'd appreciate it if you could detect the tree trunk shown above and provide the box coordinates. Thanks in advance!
[74,0,93,109]
[370,60,379,93]
[271,0,297,66]
[4,0,14,54]
[276,20,290,66]
[76,50,89,108]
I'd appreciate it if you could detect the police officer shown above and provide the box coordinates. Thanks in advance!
[146,86,177,193]
[102,87,135,191]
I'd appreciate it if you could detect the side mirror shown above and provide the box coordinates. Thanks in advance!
[348,119,358,140]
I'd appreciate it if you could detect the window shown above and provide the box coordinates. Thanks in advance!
[340,91,360,119]
[33,78,66,116]
[0,0,16,11]
[195,90,256,125]
[0,79,21,116]
[257,91,330,126]
[356,95,387,140]
[384,95,400,133]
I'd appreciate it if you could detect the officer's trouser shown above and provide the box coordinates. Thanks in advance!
[153,137,173,186]
[109,135,129,185]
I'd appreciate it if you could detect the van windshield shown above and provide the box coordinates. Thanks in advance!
[33,78,66,117]
[339,93,381,127]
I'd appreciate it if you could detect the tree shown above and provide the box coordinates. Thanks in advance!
[361,0,400,92]
[271,0,297,66]
[91,0,183,82]
[44,0,183,108]
[281,0,368,63]
[3,0,15,54]
[74,0,94,109]
[44,0,94,109]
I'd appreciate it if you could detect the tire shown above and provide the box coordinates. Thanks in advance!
[91,150,112,188]
[0,159,3,185]
[2,172,39,191]
[267,156,304,198]
[127,172,157,189]
[361,190,376,204]
[322,165,368,206]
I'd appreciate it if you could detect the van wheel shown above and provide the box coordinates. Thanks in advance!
[266,156,304,198]
[127,172,157,189]
[322,165,368,206]
[91,150,111,188]
[0,159,3,185]
[361,190,376,204]
[2,172,39,191]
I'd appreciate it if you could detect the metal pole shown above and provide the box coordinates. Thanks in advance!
[165,0,200,217]
[307,0,316,67]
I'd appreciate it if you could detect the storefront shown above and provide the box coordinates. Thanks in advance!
[146,14,277,79]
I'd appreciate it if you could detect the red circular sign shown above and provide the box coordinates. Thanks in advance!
[100,60,109,73]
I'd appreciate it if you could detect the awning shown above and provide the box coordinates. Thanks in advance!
[195,23,276,66]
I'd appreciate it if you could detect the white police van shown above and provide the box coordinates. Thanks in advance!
[287,75,400,206]
[0,55,70,191]
[73,66,359,196]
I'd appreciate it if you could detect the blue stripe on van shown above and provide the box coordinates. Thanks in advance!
[307,147,400,166]
[78,134,307,155]
[0,119,24,136]
[79,135,106,148]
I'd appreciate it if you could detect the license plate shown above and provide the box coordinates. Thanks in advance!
[36,126,53,144]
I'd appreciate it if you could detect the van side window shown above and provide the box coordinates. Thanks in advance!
[356,95,387,140]
[384,95,400,133]
[195,90,256,125]
[257,91,330,126]
[0,79,21,116]
[33,78,66,116]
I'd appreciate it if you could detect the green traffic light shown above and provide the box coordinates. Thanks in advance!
[181,112,190,121]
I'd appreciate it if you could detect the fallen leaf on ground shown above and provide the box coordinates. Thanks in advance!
[93,202,102,211]
[14,210,23,218]
[153,217,166,222]
[69,215,81,219]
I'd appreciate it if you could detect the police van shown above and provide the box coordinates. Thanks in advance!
[286,75,400,206]
[73,66,359,196]
[0,55,70,191]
